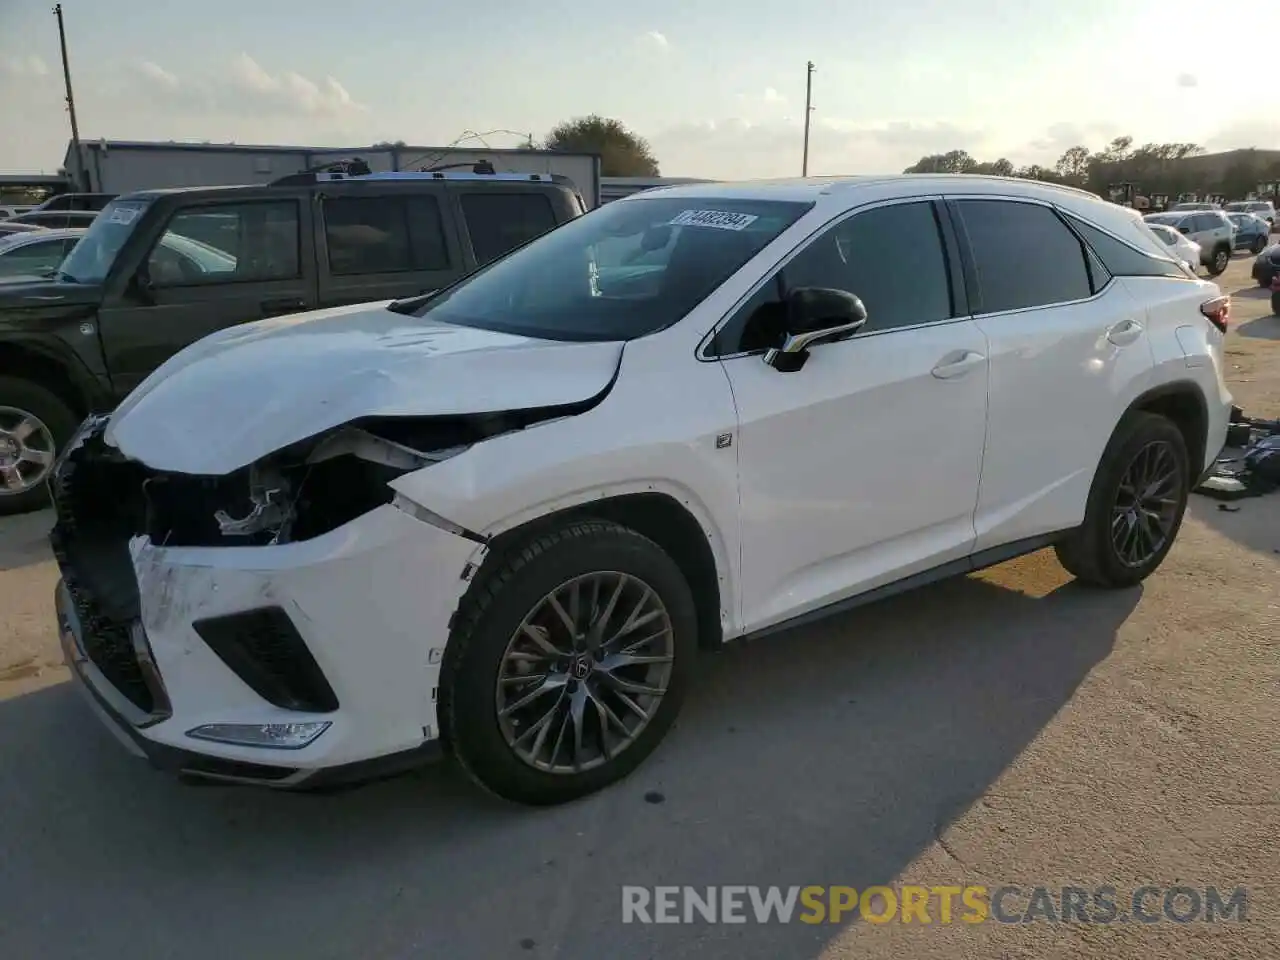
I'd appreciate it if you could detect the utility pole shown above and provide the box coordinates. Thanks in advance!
[801,61,815,177]
[53,4,85,191]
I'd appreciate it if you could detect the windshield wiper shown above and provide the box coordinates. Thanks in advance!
[386,289,439,315]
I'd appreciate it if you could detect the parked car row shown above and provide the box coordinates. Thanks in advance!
[33,172,1233,806]
[0,169,586,512]
[1142,209,1237,275]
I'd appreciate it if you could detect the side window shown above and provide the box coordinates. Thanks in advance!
[1063,215,1186,280]
[1188,214,1213,233]
[150,201,299,286]
[712,201,952,355]
[956,200,1092,313]
[0,240,63,278]
[461,193,558,265]
[323,196,413,276]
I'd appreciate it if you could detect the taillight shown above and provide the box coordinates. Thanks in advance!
[1200,295,1230,334]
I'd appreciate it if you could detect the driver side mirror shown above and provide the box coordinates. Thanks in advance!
[764,287,868,372]
[1179,226,1191,235]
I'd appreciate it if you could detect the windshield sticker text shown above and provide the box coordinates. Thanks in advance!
[109,205,143,225]
[668,210,759,231]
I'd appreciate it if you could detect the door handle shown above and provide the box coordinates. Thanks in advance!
[931,350,986,379]
[1106,317,1144,346]
[261,297,306,316]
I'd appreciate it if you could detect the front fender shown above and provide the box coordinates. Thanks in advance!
[389,341,745,633]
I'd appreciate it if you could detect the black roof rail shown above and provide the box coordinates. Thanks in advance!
[269,157,373,187]
[421,160,498,174]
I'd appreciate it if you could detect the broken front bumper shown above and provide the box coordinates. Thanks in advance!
[55,502,479,787]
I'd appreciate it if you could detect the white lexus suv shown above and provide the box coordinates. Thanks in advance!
[51,175,1232,805]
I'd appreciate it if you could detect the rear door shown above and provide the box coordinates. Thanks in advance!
[314,188,463,307]
[952,197,1156,551]
[449,187,563,269]
[97,196,317,396]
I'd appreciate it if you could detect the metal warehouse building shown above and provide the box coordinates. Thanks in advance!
[62,139,604,206]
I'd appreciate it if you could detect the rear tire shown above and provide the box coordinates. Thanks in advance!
[1271,290,1280,316]
[441,519,698,806]
[1252,235,1268,255]
[0,376,78,516]
[1206,244,1231,276]
[1054,412,1190,588]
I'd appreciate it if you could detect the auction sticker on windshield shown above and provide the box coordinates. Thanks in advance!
[668,210,759,231]
[108,204,145,225]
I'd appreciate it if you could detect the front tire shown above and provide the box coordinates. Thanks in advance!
[1054,412,1190,588]
[1206,244,1231,276]
[0,377,78,516]
[1272,290,1280,316]
[441,519,698,806]
[1252,235,1268,255]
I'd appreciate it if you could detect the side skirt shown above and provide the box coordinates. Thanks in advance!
[740,531,1070,644]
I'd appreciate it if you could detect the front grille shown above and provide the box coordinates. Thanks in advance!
[49,418,157,715]
[192,607,339,713]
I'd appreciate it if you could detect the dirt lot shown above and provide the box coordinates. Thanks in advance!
[0,259,1277,960]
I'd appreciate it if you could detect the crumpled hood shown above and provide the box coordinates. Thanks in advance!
[106,300,624,475]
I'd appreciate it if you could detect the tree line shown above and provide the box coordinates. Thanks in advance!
[903,137,1280,199]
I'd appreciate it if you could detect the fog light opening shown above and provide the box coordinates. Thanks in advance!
[186,721,332,750]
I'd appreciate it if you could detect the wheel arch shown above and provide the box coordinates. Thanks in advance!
[0,338,98,421]
[465,487,730,654]
[1118,380,1209,476]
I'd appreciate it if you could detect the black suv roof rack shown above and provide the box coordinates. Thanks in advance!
[268,156,576,190]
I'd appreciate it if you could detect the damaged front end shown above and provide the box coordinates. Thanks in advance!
[85,409,565,550]
[48,407,579,717]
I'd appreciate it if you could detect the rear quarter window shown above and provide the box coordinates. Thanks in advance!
[1065,214,1190,280]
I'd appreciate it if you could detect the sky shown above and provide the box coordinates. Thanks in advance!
[0,0,1265,180]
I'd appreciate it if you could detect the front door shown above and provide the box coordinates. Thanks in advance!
[713,199,990,634]
[97,198,316,397]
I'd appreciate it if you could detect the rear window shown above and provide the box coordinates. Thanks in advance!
[460,192,559,265]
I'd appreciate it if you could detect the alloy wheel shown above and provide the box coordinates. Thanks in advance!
[495,572,675,774]
[0,406,56,496]
[1110,440,1182,568]
[1214,249,1229,272]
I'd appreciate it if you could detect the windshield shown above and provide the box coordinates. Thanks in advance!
[1225,202,1247,212]
[58,198,151,283]
[413,196,814,341]
[1145,214,1182,227]
[1147,224,1177,245]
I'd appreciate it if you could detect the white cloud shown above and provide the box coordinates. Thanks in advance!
[122,54,364,119]
[642,30,670,50]
[228,54,362,116]
[2,55,50,78]
[1176,72,1198,88]
[763,87,786,105]
[136,60,178,89]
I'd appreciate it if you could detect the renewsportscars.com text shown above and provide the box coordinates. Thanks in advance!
[621,884,1248,925]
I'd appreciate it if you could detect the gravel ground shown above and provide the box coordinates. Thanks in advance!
[0,256,1276,959]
